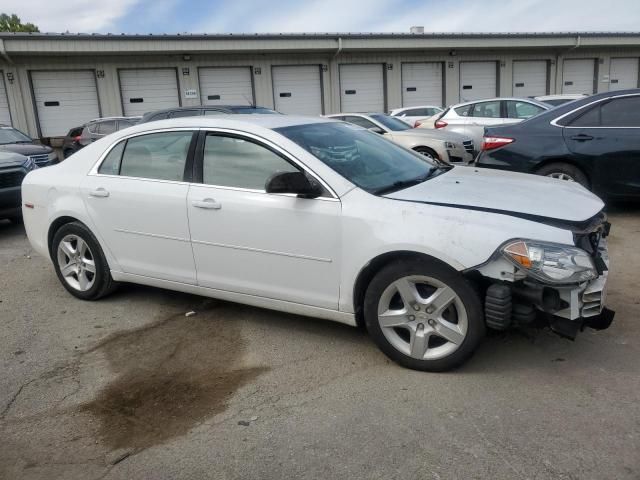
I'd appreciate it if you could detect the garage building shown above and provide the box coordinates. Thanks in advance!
[0,31,639,139]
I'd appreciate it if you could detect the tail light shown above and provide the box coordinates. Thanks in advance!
[482,136,515,151]
[414,120,422,128]
[434,120,448,129]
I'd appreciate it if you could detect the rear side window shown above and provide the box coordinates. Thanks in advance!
[96,120,117,135]
[568,96,640,127]
[470,101,501,118]
[454,105,472,117]
[343,116,377,129]
[105,131,194,181]
[117,119,138,130]
[506,101,545,120]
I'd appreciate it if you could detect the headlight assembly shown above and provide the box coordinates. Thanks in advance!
[502,240,597,284]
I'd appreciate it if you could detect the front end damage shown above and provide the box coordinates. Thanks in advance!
[470,213,615,339]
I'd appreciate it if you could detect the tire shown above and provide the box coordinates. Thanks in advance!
[536,162,589,190]
[364,257,485,372]
[413,146,439,161]
[51,221,117,300]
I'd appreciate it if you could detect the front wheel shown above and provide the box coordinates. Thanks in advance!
[52,222,117,300]
[413,146,438,161]
[364,258,485,371]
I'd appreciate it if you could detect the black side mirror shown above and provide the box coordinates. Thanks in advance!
[368,126,385,134]
[265,171,323,199]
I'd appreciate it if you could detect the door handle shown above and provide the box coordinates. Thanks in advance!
[192,198,222,210]
[570,134,594,142]
[89,188,110,198]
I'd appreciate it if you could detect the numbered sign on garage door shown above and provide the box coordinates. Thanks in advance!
[401,63,443,107]
[0,72,11,126]
[562,59,596,94]
[609,58,639,91]
[459,62,497,102]
[340,64,384,112]
[119,68,180,116]
[31,70,100,137]
[272,65,323,115]
[513,60,548,97]
[199,67,254,105]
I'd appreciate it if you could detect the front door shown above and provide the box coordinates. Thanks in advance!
[563,94,640,197]
[187,131,341,309]
[82,129,197,283]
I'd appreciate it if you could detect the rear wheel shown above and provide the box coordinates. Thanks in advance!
[52,222,117,300]
[364,258,485,371]
[537,162,589,189]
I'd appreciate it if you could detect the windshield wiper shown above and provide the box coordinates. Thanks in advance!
[373,171,435,195]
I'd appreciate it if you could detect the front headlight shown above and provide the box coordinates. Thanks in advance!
[444,141,456,149]
[502,240,597,284]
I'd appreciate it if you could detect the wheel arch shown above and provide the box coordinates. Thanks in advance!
[352,250,459,328]
[47,216,84,260]
[534,157,591,185]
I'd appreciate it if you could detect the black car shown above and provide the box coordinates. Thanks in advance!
[476,88,640,199]
[138,105,279,124]
[0,125,59,167]
[0,151,36,222]
[62,117,140,158]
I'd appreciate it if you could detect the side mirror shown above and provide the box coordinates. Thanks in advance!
[368,126,385,134]
[265,171,323,199]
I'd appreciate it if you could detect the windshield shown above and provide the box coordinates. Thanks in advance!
[229,106,279,114]
[275,122,442,194]
[0,127,32,144]
[370,114,411,131]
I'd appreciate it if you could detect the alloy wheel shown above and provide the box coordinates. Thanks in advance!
[547,172,575,182]
[377,275,468,360]
[57,234,96,292]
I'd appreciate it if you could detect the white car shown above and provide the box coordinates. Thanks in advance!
[389,106,444,127]
[21,115,614,371]
[326,113,474,163]
[534,94,588,107]
[417,97,550,148]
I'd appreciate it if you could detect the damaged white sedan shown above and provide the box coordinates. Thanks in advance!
[21,115,614,371]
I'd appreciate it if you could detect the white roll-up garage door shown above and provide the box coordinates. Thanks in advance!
[339,64,384,112]
[199,67,253,106]
[401,63,443,107]
[459,62,497,102]
[119,68,180,116]
[562,59,596,94]
[609,58,639,91]
[31,70,100,137]
[513,60,548,97]
[272,65,323,115]
[0,73,11,125]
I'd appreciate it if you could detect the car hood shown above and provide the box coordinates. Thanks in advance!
[0,151,28,168]
[0,143,52,156]
[385,166,604,224]
[390,129,470,142]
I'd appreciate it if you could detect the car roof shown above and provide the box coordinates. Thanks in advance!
[450,97,550,108]
[86,116,140,123]
[121,114,334,135]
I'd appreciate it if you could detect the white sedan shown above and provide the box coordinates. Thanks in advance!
[389,105,444,126]
[22,115,614,371]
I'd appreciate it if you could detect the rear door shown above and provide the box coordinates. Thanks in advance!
[82,129,197,283]
[563,94,640,196]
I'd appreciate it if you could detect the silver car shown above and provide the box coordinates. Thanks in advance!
[417,97,550,148]
[326,113,475,164]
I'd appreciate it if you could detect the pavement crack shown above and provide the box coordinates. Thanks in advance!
[1,378,35,419]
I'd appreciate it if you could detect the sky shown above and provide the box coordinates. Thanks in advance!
[2,0,640,34]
